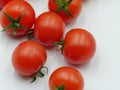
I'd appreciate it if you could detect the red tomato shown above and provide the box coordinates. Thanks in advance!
[49,66,84,90]
[63,28,96,64]
[48,0,82,23]
[0,0,35,36]
[34,12,65,47]
[12,40,47,76]
[0,0,11,9]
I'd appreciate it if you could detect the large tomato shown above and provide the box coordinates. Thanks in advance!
[34,12,65,47]
[62,28,96,64]
[49,66,84,90]
[0,0,35,36]
[48,0,82,23]
[12,40,47,76]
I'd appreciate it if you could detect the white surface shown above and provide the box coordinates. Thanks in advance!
[0,0,120,90]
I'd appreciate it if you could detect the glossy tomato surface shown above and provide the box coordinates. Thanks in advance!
[34,12,65,47]
[63,28,96,64]
[0,0,35,36]
[12,40,47,76]
[49,66,84,90]
[48,0,82,23]
[0,0,11,9]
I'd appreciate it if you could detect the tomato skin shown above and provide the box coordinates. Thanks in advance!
[0,0,11,9]
[0,0,35,36]
[63,28,96,64]
[34,12,65,47]
[48,0,82,23]
[49,66,84,90]
[12,40,47,76]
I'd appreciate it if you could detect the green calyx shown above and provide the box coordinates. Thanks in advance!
[55,84,65,90]
[54,39,64,52]
[27,28,34,39]
[54,0,73,17]
[54,39,64,46]
[31,66,48,83]
[2,12,26,36]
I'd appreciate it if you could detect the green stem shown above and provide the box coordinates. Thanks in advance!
[31,66,48,83]
[55,84,65,90]
[31,75,36,83]
[54,39,64,46]
[54,42,63,45]
[27,28,34,39]
[54,39,64,53]
[54,0,73,17]
[2,12,26,36]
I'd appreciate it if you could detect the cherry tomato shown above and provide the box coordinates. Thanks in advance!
[0,0,11,9]
[48,0,82,23]
[34,12,65,47]
[63,28,96,64]
[0,0,35,36]
[49,66,84,90]
[12,40,47,76]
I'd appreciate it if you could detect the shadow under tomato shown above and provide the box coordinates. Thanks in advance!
[82,0,90,3]
[13,71,32,82]
[1,31,28,40]
[63,51,100,74]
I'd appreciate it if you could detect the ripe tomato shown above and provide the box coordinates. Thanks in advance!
[49,66,84,90]
[12,40,47,76]
[0,0,35,36]
[63,28,96,64]
[34,12,65,47]
[48,0,82,23]
[0,0,11,9]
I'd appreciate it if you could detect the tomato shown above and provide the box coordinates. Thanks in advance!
[62,28,96,64]
[49,66,84,90]
[48,0,82,23]
[0,0,35,36]
[0,0,11,9]
[34,12,65,47]
[12,40,47,76]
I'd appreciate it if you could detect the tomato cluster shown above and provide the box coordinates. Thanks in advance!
[0,0,97,90]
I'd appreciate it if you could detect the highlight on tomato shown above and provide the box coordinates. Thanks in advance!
[49,66,84,90]
[48,0,82,23]
[55,28,96,65]
[34,11,65,47]
[0,0,35,37]
[12,40,47,82]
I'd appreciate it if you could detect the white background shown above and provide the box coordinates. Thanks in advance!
[0,0,120,90]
